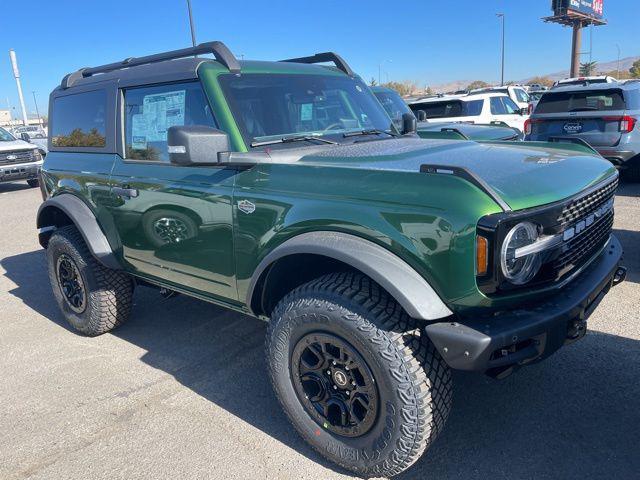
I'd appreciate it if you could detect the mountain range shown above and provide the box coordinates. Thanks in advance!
[430,55,639,93]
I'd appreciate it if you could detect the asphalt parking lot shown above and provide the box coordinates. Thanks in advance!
[1,182,639,480]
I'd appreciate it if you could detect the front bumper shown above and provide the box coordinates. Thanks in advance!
[0,161,41,183]
[426,235,625,375]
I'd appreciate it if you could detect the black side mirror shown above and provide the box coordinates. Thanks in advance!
[402,113,417,135]
[167,125,230,165]
[414,110,427,122]
[20,132,31,142]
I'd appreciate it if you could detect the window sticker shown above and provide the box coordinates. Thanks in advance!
[131,90,186,147]
[300,103,313,121]
[131,114,148,150]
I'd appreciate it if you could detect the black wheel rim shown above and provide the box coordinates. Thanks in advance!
[56,254,87,314]
[291,333,379,437]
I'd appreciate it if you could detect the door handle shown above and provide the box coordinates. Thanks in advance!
[112,186,139,198]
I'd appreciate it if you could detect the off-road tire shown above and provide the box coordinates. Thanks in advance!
[46,225,133,336]
[27,178,39,188]
[265,272,452,477]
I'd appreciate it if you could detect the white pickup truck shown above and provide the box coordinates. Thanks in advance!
[0,127,44,188]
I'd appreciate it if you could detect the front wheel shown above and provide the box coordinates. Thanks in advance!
[265,272,452,477]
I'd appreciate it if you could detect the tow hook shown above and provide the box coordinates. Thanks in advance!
[612,266,627,287]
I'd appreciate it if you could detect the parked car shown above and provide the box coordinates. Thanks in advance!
[469,85,531,111]
[372,86,522,141]
[528,89,547,113]
[38,42,625,477]
[552,76,618,89]
[0,126,44,188]
[11,125,47,139]
[525,81,640,180]
[409,92,529,132]
[527,83,548,91]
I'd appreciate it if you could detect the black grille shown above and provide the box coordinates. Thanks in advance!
[556,177,618,227]
[553,211,614,276]
[0,150,34,166]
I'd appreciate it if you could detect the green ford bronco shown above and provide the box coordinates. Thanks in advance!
[37,42,626,477]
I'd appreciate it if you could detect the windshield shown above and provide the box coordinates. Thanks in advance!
[0,127,16,142]
[219,74,395,147]
[409,99,483,119]
[373,89,412,130]
[535,89,625,114]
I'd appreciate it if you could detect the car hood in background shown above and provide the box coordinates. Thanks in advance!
[417,122,520,141]
[0,139,38,153]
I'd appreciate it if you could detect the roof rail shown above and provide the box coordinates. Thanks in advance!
[60,41,240,89]
[280,52,354,77]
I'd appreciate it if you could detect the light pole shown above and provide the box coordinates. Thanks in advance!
[9,49,28,126]
[32,91,41,127]
[378,59,391,85]
[496,13,505,86]
[186,0,197,47]
[615,44,621,78]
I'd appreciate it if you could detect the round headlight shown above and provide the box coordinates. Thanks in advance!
[500,222,541,285]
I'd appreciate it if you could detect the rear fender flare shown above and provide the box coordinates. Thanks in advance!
[37,194,122,270]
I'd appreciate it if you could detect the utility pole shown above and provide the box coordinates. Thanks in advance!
[186,0,197,47]
[9,50,28,126]
[497,13,505,86]
[32,91,41,126]
[570,22,582,78]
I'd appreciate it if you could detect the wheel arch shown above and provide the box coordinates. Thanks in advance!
[247,231,453,321]
[37,194,122,270]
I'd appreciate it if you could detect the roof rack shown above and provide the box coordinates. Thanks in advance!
[280,52,354,77]
[60,41,240,89]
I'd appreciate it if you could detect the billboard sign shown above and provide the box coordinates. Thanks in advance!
[553,0,604,19]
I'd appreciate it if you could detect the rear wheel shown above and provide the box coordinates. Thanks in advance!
[46,225,134,336]
[265,272,452,477]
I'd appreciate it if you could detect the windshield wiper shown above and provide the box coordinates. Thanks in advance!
[568,107,598,112]
[251,135,337,148]
[343,129,398,138]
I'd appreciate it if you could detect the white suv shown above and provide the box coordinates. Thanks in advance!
[469,86,531,111]
[408,93,529,132]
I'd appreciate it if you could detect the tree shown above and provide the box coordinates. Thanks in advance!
[369,77,378,87]
[630,60,640,78]
[381,80,418,97]
[466,80,490,91]
[579,61,598,76]
[527,76,554,88]
[601,69,631,80]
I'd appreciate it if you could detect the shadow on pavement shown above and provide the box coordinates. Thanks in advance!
[2,250,639,479]
[0,182,35,193]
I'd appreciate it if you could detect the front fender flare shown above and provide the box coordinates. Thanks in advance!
[247,231,453,321]
[37,194,122,270]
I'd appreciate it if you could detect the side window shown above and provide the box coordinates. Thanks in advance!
[503,97,520,114]
[123,82,216,162]
[466,100,483,116]
[515,88,530,103]
[51,90,107,147]
[490,97,507,115]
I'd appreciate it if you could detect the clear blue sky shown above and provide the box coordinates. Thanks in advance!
[1,0,638,117]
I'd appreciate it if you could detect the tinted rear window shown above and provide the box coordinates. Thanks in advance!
[409,99,482,118]
[51,90,107,147]
[535,89,625,114]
